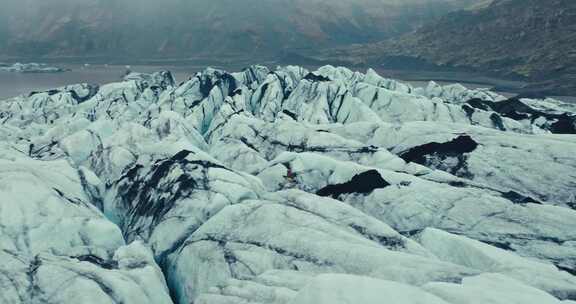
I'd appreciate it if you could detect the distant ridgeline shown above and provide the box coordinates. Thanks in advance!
[0,0,482,59]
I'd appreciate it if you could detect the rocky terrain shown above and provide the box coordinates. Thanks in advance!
[324,0,576,95]
[1,65,576,303]
[0,0,481,60]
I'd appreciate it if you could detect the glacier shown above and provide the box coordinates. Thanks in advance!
[0,65,575,304]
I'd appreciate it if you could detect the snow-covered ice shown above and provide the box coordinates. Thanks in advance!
[1,65,575,303]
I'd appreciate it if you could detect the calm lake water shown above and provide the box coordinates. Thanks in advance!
[0,63,574,103]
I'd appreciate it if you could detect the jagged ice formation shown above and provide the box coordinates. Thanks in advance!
[1,65,576,304]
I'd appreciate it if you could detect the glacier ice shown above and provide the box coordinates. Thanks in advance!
[0,65,575,303]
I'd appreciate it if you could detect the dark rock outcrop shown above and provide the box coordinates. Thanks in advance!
[317,170,390,198]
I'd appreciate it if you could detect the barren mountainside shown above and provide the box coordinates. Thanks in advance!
[331,0,576,95]
[0,0,481,59]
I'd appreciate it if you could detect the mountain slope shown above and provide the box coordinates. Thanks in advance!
[0,0,481,60]
[337,0,576,95]
[1,65,576,303]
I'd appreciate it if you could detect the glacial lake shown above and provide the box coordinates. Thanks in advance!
[0,63,574,103]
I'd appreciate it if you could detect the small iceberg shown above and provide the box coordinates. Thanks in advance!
[0,62,68,73]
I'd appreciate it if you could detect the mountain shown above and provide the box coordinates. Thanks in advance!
[0,0,481,60]
[325,0,576,95]
[1,64,576,303]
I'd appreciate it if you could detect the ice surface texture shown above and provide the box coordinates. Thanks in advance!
[1,65,575,304]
